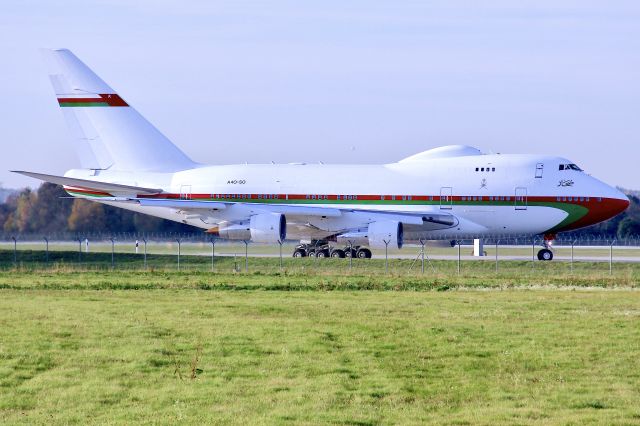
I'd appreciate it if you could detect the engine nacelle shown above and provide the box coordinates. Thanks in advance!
[367,220,403,249]
[250,213,286,243]
[210,213,286,243]
[215,221,251,240]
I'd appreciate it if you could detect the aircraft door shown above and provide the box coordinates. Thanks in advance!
[180,184,192,200]
[535,163,544,178]
[515,187,527,210]
[440,187,453,210]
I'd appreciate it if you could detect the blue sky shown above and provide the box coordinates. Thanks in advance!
[1,0,639,188]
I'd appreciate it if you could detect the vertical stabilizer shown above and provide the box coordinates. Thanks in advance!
[42,48,196,172]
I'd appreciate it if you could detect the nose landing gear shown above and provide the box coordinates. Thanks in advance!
[537,233,556,261]
[537,248,553,261]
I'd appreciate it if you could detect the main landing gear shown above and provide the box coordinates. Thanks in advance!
[293,241,372,259]
[536,233,556,261]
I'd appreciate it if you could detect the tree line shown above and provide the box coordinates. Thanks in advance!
[0,183,193,235]
[0,183,639,238]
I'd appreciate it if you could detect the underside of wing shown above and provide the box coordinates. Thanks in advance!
[12,171,163,195]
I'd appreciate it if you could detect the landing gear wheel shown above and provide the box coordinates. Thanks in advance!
[307,250,316,258]
[537,249,553,261]
[293,249,306,258]
[356,248,372,259]
[316,250,329,258]
[331,249,345,258]
[345,249,356,258]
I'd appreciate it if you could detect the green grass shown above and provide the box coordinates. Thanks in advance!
[1,251,640,424]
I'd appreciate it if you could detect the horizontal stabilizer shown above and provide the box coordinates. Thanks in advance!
[11,171,163,194]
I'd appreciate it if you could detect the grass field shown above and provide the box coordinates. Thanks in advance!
[1,250,639,424]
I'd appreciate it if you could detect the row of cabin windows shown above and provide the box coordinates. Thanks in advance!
[212,194,279,199]
[461,196,512,201]
[556,196,601,202]
[213,194,252,199]
[475,167,496,172]
[379,196,416,200]
[212,194,602,203]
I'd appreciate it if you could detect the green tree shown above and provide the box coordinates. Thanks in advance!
[30,183,73,234]
[617,217,640,239]
[67,199,106,232]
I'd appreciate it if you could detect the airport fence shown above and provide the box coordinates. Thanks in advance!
[0,232,639,277]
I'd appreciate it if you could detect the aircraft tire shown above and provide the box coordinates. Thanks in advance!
[357,248,372,259]
[293,249,306,258]
[537,249,553,261]
[331,249,345,258]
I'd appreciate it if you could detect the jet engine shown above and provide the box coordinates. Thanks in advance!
[335,220,403,249]
[209,213,286,243]
[250,213,286,243]
[367,220,403,249]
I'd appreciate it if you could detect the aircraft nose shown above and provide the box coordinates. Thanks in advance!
[598,187,629,222]
[610,190,630,216]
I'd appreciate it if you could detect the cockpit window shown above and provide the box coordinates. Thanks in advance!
[559,163,583,171]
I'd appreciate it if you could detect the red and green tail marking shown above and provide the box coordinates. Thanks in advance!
[57,93,128,107]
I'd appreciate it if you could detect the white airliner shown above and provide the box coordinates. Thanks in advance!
[14,49,629,260]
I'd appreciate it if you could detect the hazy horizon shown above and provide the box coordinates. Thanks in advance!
[1,1,639,189]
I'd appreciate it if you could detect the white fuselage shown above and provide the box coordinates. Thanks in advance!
[65,151,628,243]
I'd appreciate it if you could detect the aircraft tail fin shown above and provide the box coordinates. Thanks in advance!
[41,48,196,172]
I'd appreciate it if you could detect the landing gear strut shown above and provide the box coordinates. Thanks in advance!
[537,233,555,261]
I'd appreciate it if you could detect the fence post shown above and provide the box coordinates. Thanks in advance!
[76,237,82,263]
[571,240,576,273]
[11,236,16,265]
[210,238,216,272]
[44,237,49,264]
[278,240,283,270]
[243,240,249,272]
[142,238,147,270]
[457,240,461,275]
[495,240,499,273]
[176,238,181,271]
[531,237,536,268]
[420,239,425,274]
[110,237,115,270]
[609,239,616,275]
[349,241,353,270]
[383,239,389,274]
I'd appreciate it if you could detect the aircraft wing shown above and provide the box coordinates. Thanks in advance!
[11,171,163,194]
